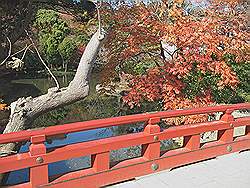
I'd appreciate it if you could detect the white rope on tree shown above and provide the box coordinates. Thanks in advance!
[25,29,60,89]
[91,0,105,40]
[96,1,102,34]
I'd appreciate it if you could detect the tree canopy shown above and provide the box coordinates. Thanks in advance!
[101,0,249,124]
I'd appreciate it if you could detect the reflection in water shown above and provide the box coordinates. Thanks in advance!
[0,75,74,103]
[12,75,73,95]
[1,73,98,103]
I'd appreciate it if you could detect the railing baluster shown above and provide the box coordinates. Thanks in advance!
[218,110,234,143]
[29,135,48,187]
[246,125,250,136]
[91,152,110,172]
[142,117,160,160]
[184,134,200,150]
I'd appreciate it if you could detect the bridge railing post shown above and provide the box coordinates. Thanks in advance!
[246,125,250,136]
[29,135,48,188]
[218,110,234,143]
[142,117,161,160]
[183,134,200,151]
[91,152,110,172]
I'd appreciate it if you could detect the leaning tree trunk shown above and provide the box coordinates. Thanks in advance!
[0,30,105,184]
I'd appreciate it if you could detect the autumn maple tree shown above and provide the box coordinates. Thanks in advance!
[102,0,249,125]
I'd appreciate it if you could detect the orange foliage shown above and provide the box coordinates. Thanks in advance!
[102,0,249,125]
[0,103,8,111]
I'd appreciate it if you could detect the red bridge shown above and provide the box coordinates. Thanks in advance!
[0,103,250,188]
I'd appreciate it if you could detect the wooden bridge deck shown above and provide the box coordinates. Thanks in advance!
[109,150,250,188]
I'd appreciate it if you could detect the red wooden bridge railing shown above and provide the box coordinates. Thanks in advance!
[0,103,250,188]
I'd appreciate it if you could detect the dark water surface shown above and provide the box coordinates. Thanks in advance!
[0,73,98,103]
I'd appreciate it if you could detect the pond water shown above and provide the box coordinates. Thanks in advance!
[0,73,98,103]
[1,73,175,185]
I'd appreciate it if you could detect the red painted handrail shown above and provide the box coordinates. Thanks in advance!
[0,103,249,144]
[0,103,249,188]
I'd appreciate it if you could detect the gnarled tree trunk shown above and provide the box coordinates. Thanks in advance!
[0,30,106,184]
